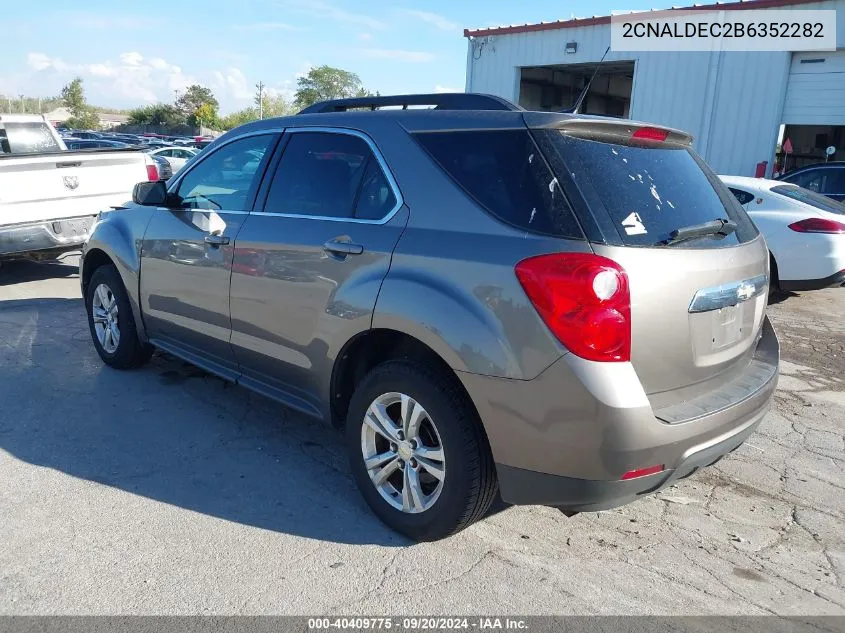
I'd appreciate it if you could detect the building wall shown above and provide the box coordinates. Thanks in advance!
[465,0,845,177]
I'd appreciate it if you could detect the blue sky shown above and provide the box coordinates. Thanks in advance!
[1,0,661,113]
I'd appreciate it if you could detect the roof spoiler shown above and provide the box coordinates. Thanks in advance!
[297,93,523,114]
[560,46,611,115]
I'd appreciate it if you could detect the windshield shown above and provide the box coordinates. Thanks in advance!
[536,130,758,248]
[770,184,845,215]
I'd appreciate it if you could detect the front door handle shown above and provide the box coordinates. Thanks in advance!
[204,234,230,246]
[323,239,364,256]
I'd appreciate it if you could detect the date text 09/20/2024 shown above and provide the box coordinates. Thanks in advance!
[308,618,529,630]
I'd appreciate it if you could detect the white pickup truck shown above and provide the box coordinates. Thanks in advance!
[0,115,159,262]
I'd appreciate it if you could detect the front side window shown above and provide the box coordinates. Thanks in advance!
[175,134,276,211]
[264,131,396,220]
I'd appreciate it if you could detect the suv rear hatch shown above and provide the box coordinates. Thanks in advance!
[527,115,771,409]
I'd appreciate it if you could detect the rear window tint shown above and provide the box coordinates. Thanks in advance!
[537,130,757,248]
[413,130,583,240]
[771,184,845,215]
[1,122,62,154]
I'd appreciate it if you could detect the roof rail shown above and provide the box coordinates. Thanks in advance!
[297,93,523,114]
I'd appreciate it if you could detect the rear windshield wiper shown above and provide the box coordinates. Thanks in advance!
[659,218,737,246]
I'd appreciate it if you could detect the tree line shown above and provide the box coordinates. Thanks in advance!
[129,65,376,132]
[4,65,375,132]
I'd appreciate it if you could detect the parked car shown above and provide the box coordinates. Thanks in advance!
[0,114,160,262]
[66,130,104,140]
[147,153,174,180]
[146,146,198,172]
[722,175,845,291]
[81,94,778,541]
[777,162,845,202]
[63,139,132,150]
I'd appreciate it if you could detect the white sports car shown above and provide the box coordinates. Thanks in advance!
[721,175,845,292]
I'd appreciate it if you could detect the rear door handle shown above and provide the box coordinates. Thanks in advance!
[323,239,364,256]
[204,234,230,246]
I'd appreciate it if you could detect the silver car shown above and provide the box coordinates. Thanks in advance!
[81,94,778,541]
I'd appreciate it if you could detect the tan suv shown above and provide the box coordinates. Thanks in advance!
[81,93,779,541]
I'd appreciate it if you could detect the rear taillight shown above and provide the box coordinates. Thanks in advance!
[515,253,631,363]
[631,127,669,142]
[146,163,159,182]
[788,218,845,234]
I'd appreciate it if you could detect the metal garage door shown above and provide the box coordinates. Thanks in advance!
[782,50,845,125]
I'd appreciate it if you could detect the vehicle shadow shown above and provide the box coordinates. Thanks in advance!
[0,296,415,546]
[0,258,80,285]
[768,289,799,305]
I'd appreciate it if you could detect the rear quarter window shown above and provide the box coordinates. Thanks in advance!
[536,130,758,248]
[412,130,584,240]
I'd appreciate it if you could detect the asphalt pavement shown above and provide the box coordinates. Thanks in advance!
[1,256,843,615]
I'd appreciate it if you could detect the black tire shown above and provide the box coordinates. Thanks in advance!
[346,360,497,541]
[85,264,153,369]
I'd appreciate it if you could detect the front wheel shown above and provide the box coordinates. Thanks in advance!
[86,264,153,369]
[346,360,497,541]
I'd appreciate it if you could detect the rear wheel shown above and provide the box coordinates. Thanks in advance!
[346,360,497,541]
[86,264,153,369]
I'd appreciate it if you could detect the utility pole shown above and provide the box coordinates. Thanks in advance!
[256,81,265,119]
[19,94,25,113]
[174,89,180,104]
[38,96,42,114]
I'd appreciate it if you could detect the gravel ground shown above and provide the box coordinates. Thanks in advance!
[0,257,843,615]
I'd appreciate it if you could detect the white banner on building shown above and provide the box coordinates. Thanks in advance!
[611,8,836,51]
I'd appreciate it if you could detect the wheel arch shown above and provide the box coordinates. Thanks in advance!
[329,328,485,434]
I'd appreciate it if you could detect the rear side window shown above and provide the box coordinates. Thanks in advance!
[771,184,845,215]
[264,131,396,220]
[0,122,62,154]
[537,130,757,248]
[729,188,755,205]
[413,130,583,240]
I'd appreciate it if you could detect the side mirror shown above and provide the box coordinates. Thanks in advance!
[132,180,168,206]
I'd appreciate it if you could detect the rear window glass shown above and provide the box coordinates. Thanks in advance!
[413,130,583,240]
[538,130,757,248]
[771,184,845,215]
[0,122,62,154]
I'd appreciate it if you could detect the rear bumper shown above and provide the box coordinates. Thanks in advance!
[0,216,96,258]
[496,409,761,510]
[780,268,845,291]
[458,316,779,510]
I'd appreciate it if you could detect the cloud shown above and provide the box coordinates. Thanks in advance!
[401,10,458,32]
[234,22,298,31]
[25,51,195,105]
[278,0,386,30]
[359,49,436,63]
[212,68,254,101]
[358,32,372,41]
[435,85,461,93]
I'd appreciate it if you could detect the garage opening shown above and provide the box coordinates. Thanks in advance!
[518,61,634,116]
[775,124,844,174]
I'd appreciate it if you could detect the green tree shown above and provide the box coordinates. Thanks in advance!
[191,102,218,130]
[128,103,187,127]
[218,94,295,131]
[177,84,219,124]
[293,66,373,109]
[61,77,100,129]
